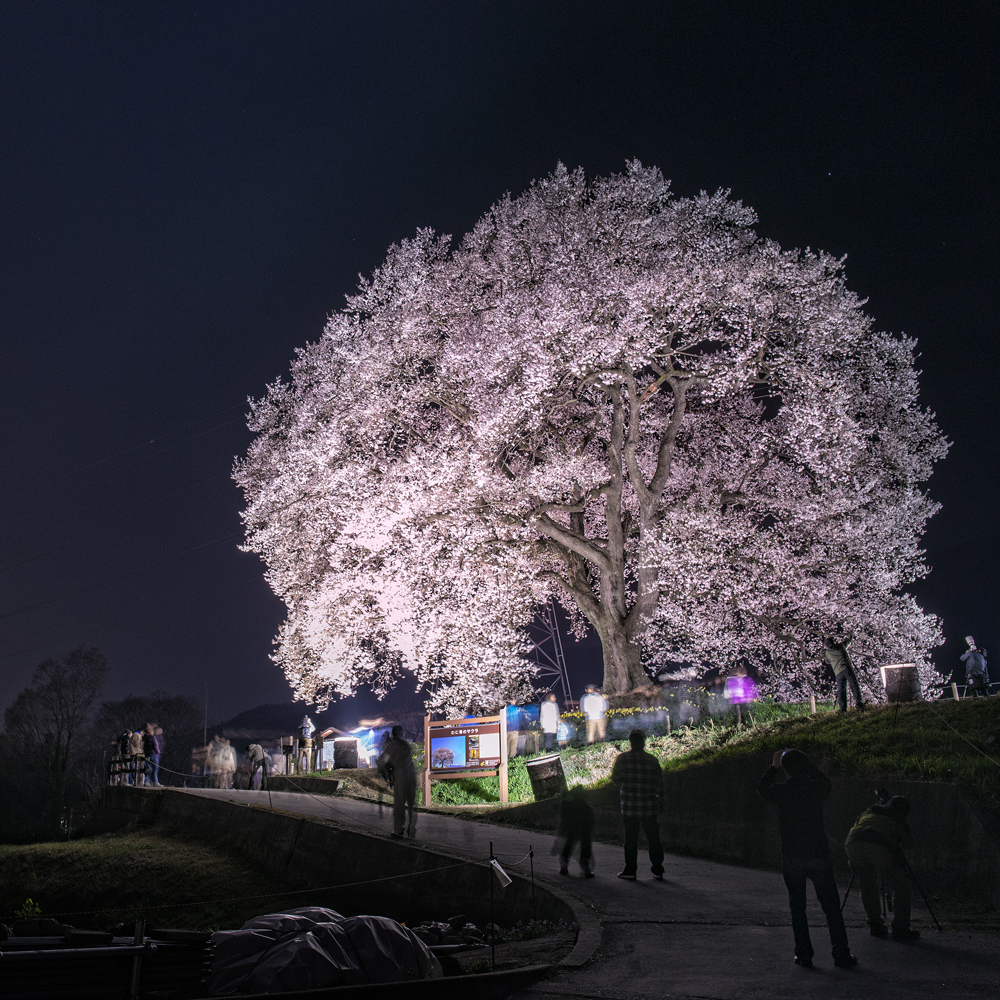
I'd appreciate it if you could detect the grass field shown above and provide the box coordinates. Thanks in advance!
[399,698,1000,813]
[0,829,322,931]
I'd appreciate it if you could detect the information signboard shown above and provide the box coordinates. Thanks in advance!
[428,720,502,770]
[423,713,508,804]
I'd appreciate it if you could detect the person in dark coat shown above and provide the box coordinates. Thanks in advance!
[558,784,595,877]
[845,795,918,940]
[377,725,417,838]
[758,749,857,969]
[610,729,664,881]
[961,636,990,697]
[823,636,864,711]
[143,723,163,786]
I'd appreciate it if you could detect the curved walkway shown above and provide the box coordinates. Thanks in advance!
[185,787,999,1000]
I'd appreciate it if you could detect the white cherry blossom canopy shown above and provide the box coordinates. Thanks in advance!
[235,163,947,713]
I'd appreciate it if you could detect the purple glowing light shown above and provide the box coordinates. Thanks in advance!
[724,675,759,704]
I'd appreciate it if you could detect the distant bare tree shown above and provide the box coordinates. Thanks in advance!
[2,646,108,832]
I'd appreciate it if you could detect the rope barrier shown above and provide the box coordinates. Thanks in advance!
[923,699,1000,769]
[491,850,533,865]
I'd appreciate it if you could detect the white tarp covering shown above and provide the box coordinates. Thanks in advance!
[209,908,443,995]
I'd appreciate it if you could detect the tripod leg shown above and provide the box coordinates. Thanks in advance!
[841,872,855,913]
[882,874,893,916]
[905,861,943,932]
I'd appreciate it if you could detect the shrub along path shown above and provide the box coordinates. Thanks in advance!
[187,784,999,1000]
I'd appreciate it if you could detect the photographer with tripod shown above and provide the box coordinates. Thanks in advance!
[845,792,919,941]
[961,635,990,697]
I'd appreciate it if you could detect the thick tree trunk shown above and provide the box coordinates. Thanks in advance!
[536,374,688,697]
[598,619,649,695]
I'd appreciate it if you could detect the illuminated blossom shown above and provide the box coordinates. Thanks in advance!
[235,163,947,711]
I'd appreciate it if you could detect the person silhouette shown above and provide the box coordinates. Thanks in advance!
[759,749,857,968]
[961,636,990,697]
[610,729,664,881]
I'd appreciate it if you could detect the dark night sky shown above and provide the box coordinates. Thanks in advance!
[2,2,997,724]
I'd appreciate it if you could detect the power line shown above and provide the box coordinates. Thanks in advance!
[0,579,232,661]
[0,529,243,623]
[0,473,231,577]
[3,403,247,504]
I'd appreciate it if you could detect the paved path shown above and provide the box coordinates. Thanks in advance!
[185,787,999,1000]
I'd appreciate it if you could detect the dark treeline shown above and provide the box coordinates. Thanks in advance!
[0,646,202,843]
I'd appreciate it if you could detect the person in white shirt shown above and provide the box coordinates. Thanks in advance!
[540,693,560,751]
[580,685,609,744]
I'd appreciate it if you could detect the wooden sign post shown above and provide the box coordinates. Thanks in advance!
[423,711,508,807]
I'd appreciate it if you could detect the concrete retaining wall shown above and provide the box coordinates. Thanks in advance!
[658,752,1000,907]
[487,753,1000,908]
[88,787,574,930]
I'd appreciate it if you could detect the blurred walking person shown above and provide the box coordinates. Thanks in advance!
[823,636,864,711]
[558,784,595,877]
[580,685,609,744]
[206,735,236,789]
[114,731,130,785]
[378,725,417,838]
[759,749,857,968]
[540,693,560,751]
[505,703,521,759]
[610,729,664,881]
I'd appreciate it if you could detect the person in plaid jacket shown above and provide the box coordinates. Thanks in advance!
[610,729,664,880]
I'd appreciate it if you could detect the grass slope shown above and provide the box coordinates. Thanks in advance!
[408,699,1000,814]
[285,700,1000,817]
[665,698,1000,812]
[0,829,321,931]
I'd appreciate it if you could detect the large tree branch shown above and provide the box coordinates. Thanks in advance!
[648,376,690,498]
[531,512,612,572]
[619,365,654,513]
[536,569,601,626]
[528,482,608,518]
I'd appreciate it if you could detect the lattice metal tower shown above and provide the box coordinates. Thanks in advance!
[531,595,574,708]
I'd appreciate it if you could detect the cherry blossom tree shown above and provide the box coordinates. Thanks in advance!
[235,162,947,712]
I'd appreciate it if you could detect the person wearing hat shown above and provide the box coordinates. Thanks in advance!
[845,795,919,941]
[759,748,857,968]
